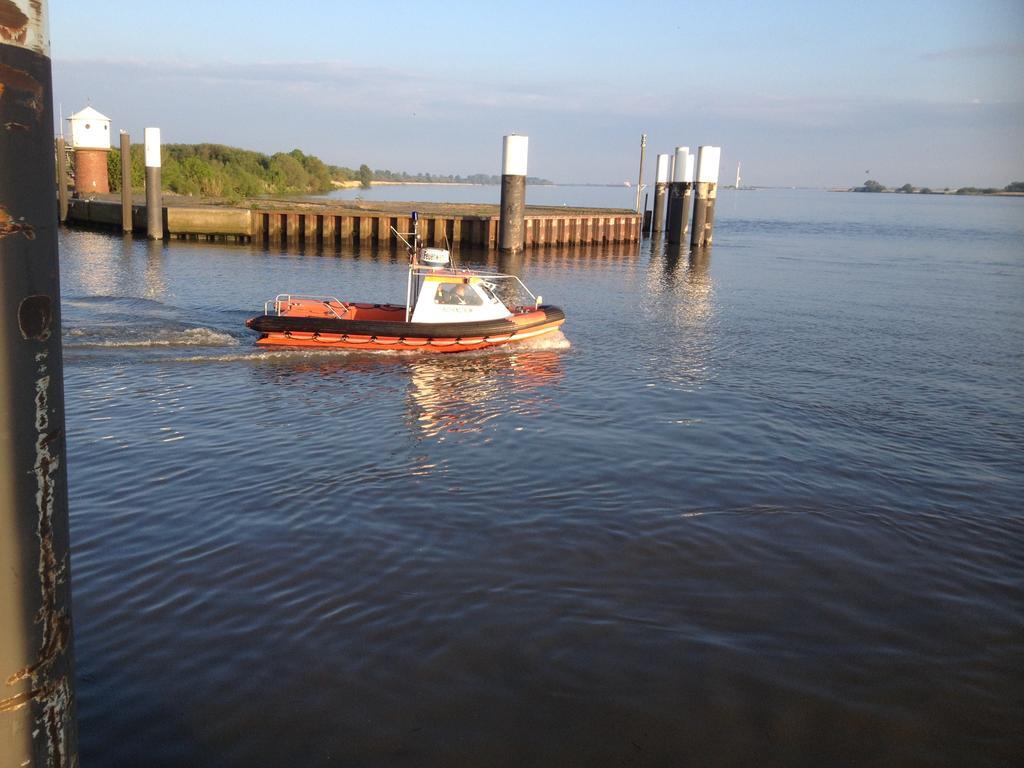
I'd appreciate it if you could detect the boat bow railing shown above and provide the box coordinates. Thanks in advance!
[266,294,346,318]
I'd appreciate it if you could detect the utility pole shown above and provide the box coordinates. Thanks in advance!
[635,133,647,214]
[1,2,80,766]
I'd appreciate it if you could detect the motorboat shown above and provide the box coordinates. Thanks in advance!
[246,213,565,352]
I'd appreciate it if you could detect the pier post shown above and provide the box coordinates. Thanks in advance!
[667,146,693,245]
[652,153,670,233]
[498,134,528,253]
[119,131,132,233]
[691,145,721,248]
[55,136,69,223]
[0,2,80,765]
[144,127,162,239]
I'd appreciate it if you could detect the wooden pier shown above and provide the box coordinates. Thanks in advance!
[65,196,643,249]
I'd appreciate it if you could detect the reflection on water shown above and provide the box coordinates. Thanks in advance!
[61,230,169,301]
[644,245,715,391]
[143,238,167,299]
[406,346,565,439]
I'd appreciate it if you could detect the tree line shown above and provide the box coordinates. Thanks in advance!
[854,179,1024,195]
[106,144,335,200]
[365,169,552,185]
[102,143,551,200]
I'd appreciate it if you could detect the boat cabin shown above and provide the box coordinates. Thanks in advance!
[410,275,512,323]
[404,247,524,324]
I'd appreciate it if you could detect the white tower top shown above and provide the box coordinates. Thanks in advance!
[696,146,722,184]
[671,147,689,182]
[68,106,111,150]
[655,154,671,183]
[502,135,529,177]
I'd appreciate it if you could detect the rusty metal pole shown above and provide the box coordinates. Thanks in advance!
[0,2,80,767]
[120,131,132,233]
[144,127,162,239]
[55,137,68,223]
[498,134,527,254]
[691,145,721,248]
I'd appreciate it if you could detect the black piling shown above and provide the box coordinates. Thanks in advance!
[0,2,80,764]
[498,134,528,253]
[667,146,692,246]
[690,145,721,249]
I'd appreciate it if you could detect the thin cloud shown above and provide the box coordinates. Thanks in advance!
[921,42,1024,60]
[53,56,675,119]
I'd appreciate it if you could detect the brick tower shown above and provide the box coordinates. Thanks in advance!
[68,106,111,194]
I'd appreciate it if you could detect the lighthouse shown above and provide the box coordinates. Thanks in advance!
[68,106,111,194]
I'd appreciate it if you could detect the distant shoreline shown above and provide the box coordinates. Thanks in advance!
[833,189,1024,197]
[330,180,643,189]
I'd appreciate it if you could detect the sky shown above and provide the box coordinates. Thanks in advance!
[48,0,1024,187]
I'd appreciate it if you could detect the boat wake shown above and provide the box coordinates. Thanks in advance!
[64,326,239,348]
[514,330,571,351]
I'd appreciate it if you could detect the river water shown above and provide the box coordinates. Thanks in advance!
[59,188,1022,766]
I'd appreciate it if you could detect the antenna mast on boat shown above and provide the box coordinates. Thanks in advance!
[404,211,420,321]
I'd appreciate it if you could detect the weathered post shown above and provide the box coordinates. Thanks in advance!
[667,146,694,245]
[652,153,670,233]
[0,2,80,766]
[120,131,132,233]
[55,136,68,223]
[691,145,721,248]
[144,127,162,239]
[498,134,527,253]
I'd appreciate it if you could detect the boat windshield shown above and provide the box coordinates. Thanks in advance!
[477,282,503,305]
[433,282,483,306]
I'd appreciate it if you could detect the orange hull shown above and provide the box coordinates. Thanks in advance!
[254,317,565,352]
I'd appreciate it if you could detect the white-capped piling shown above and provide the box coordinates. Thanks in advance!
[144,127,162,239]
[498,134,528,253]
[667,146,694,245]
[652,153,670,233]
[690,145,720,248]
[120,131,132,233]
[1,2,80,764]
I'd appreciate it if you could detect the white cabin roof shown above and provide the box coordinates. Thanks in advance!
[68,106,110,123]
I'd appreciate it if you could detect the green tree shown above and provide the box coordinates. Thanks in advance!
[898,183,914,193]
[1003,181,1024,192]
[107,149,122,192]
[358,163,373,188]
[269,153,310,193]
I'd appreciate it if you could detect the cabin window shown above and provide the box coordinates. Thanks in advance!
[433,282,482,306]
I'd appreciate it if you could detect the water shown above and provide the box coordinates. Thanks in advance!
[59,188,1023,766]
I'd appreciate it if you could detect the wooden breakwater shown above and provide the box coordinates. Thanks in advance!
[65,197,643,249]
